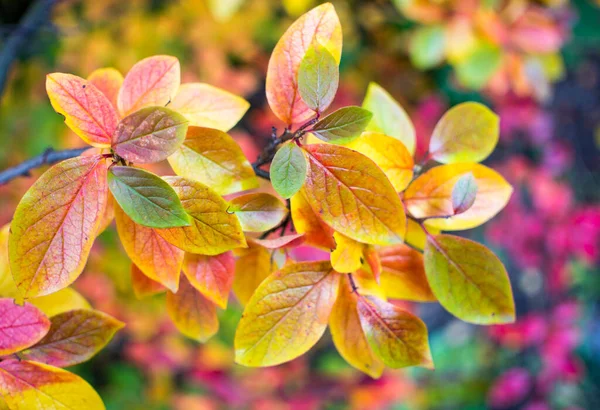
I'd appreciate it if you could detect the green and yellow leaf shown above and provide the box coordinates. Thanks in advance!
[228,193,288,233]
[271,142,307,199]
[310,107,372,144]
[298,41,339,113]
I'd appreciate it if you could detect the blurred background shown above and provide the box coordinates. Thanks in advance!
[0,0,599,409]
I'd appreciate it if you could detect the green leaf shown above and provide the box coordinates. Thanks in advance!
[298,41,339,113]
[112,106,188,164]
[310,106,373,144]
[409,25,445,69]
[429,102,499,164]
[455,43,502,90]
[451,173,477,215]
[271,142,307,198]
[108,166,190,228]
[424,234,515,324]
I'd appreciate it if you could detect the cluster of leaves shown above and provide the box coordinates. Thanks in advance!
[395,0,568,99]
[1,3,517,405]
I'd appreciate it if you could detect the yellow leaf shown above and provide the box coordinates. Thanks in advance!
[115,205,183,292]
[303,144,406,245]
[404,163,513,231]
[405,218,439,250]
[182,252,234,309]
[156,177,246,255]
[352,269,387,300]
[170,83,249,131]
[379,245,436,302]
[362,83,416,154]
[290,188,335,250]
[346,131,414,192]
[87,67,123,111]
[424,234,515,324]
[0,224,19,300]
[28,288,91,317]
[229,193,288,233]
[167,275,219,343]
[0,360,105,410]
[167,127,258,196]
[329,276,384,378]
[357,296,433,369]
[266,3,342,125]
[233,243,275,306]
[235,261,340,366]
[331,232,364,273]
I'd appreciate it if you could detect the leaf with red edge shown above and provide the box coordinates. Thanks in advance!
[379,245,436,302]
[0,299,50,355]
[115,204,182,292]
[20,309,124,367]
[248,234,305,249]
[182,252,234,309]
[290,188,335,250]
[87,67,123,111]
[46,73,118,147]
[266,3,342,125]
[118,55,180,117]
[9,156,108,298]
[131,263,166,299]
[167,275,219,342]
[112,107,188,164]
[357,295,434,369]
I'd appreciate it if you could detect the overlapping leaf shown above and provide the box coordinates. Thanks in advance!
[156,177,246,255]
[451,172,478,214]
[46,73,118,147]
[228,193,287,233]
[28,288,91,318]
[271,142,307,199]
[235,261,340,366]
[310,107,372,144]
[87,67,123,111]
[131,263,165,299]
[404,163,512,231]
[290,188,335,249]
[233,243,274,306]
[182,252,234,309]
[302,144,406,245]
[424,234,515,324]
[298,41,339,113]
[167,126,258,195]
[266,3,342,125]
[379,245,436,302]
[169,83,249,131]
[9,156,108,297]
[330,232,364,273]
[112,107,188,164]
[248,234,305,249]
[21,310,124,367]
[0,299,49,355]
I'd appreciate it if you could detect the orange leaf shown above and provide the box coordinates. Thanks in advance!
[248,234,305,249]
[87,67,123,111]
[0,299,50,355]
[379,245,436,302]
[290,188,335,250]
[131,263,166,299]
[303,144,406,245]
[118,55,181,116]
[182,252,234,309]
[233,243,275,306]
[266,3,342,125]
[115,205,183,292]
[167,275,219,342]
[329,276,384,378]
[9,156,108,297]
[46,73,118,147]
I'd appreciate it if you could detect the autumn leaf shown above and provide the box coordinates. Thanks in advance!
[87,67,123,111]
[271,141,307,199]
[379,245,436,302]
[228,193,288,233]
[331,232,364,273]
[169,83,250,131]
[310,106,372,144]
[429,102,499,164]
[290,188,335,249]
[0,225,18,300]
[233,243,274,306]
[235,261,340,366]
[182,252,234,309]
[0,299,49,355]
[248,234,305,250]
[404,163,512,231]
[114,205,183,292]
[46,73,118,147]
[0,359,104,409]
[329,276,384,378]
[167,126,258,195]
[167,275,219,343]
[405,219,439,251]
[357,295,433,369]
[9,156,108,298]
[28,288,91,318]
[346,131,414,192]
[298,41,339,113]
[156,177,246,255]
[21,310,124,367]
[118,55,180,116]
[353,267,387,300]
[302,144,406,245]
[362,82,416,154]
[112,106,189,164]
[108,166,190,229]
[451,172,478,215]
[266,3,342,125]
[424,234,515,324]
[131,263,166,299]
